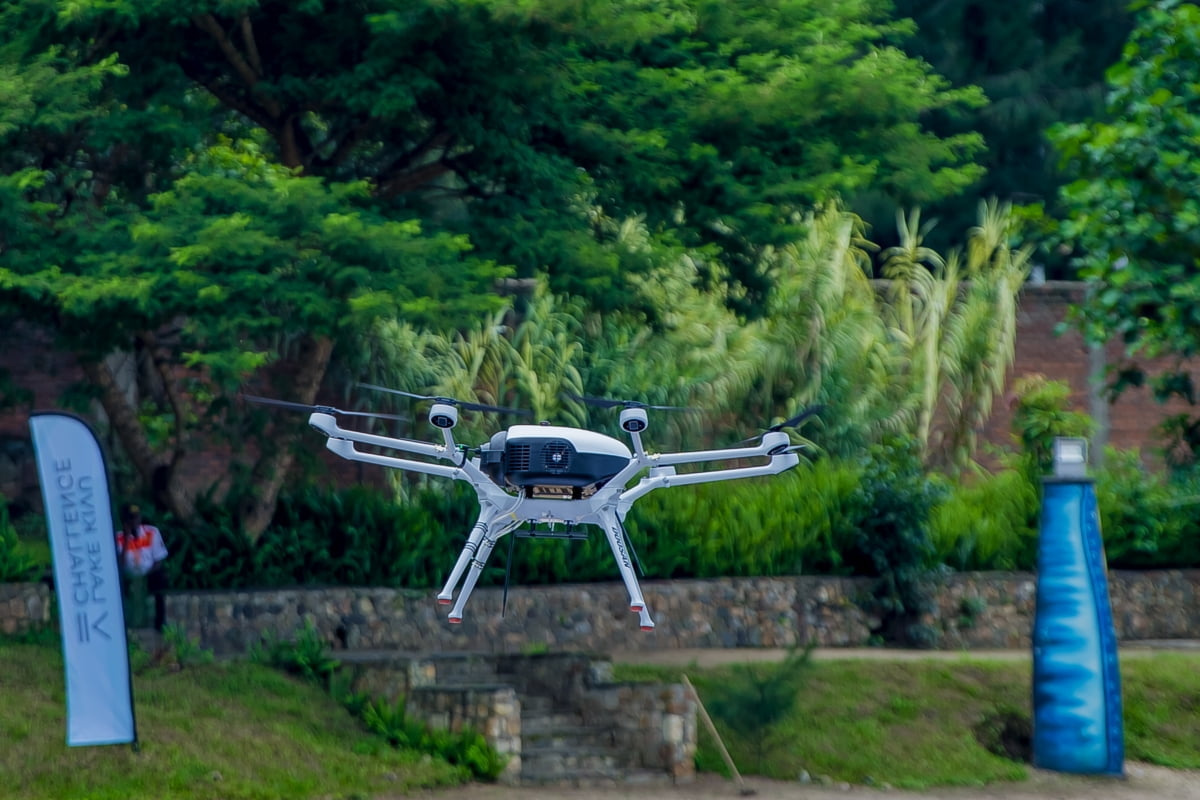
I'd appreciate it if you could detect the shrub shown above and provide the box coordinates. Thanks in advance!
[840,437,947,646]
[1095,449,1200,568]
[250,620,341,689]
[624,459,862,580]
[0,503,40,582]
[928,469,1039,571]
[1008,375,1095,478]
[703,645,813,770]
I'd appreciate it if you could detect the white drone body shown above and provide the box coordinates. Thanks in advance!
[307,402,800,630]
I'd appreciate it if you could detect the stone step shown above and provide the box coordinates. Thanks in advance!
[519,746,623,777]
[523,721,620,750]
[431,659,503,686]
[521,709,585,730]
[521,766,673,788]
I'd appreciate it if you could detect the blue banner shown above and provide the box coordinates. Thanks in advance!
[1032,479,1123,775]
[30,412,136,747]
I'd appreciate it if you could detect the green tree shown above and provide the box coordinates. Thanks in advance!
[1051,0,1200,460]
[30,0,986,308]
[890,0,1133,265]
[0,6,505,535]
[1,135,503,535]
[1,0,991,534]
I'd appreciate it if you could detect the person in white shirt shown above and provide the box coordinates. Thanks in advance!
[116,503,169,631]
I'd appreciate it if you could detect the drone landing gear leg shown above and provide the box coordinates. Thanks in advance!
[447,520,516,625]
[437,513,495,606]
[598,510,655,631]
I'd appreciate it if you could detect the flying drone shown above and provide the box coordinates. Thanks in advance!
[246,387,817,630]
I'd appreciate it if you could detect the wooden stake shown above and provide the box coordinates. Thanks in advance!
[683,673,756,796]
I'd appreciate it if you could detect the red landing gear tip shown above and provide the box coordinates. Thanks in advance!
[437,598,452,605]
[640,625,655,631]
[448,616,463,624]
[629,605,644,612]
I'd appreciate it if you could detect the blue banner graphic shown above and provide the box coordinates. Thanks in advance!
[1032,479,1123,775]
[30,412,136,747]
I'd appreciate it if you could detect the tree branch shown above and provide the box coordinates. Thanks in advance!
[192,13,282,118]
[240,334,335,539]
[80,357,165,489]
[136,330,189,470]
[189,71,280,136]
[376,160,454,198]
[239,15,263,77]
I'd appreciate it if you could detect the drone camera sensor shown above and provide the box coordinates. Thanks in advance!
[619,407,649,433]
[429,402,459,429]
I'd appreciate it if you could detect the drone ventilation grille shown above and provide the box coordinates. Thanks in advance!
[507,444,531,471]
[542,442,572,472]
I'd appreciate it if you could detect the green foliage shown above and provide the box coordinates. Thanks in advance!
[258,484,442,588]
[360,698,506,781]
[625,460,862,579]
[877,200,1031,472]
[250,622,508,781]
[1007,374,1095,477]
[928,470,1039,572]
[702,646,814,771]
[360,697,428,749]
[1052,0,1200,457]
[165,491,258,590]
[1095,449,1200,568]
[249,621,341,689]
[893,0,1133,266]
[161,625,216,668]
[0,503,40,582]
[842,437,948,646]
[0,0,996,538]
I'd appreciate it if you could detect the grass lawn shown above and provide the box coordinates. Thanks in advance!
[0,639,466,800]
[5,632,1197,798]
[616,652,1200,790]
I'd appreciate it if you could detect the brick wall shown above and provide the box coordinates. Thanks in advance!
[981,281,1195,463]
[2,282,1196,512]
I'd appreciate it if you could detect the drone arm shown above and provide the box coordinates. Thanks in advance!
[618,451,800,511]
[651,431,794,468]
[309,413,453,461]
[324,439,462,479]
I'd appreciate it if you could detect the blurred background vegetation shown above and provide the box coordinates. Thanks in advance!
[3,0,1200,647]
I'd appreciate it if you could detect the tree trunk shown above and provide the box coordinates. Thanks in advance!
[239,333,335,540]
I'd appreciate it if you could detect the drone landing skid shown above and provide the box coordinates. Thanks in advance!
[438,510,657,630]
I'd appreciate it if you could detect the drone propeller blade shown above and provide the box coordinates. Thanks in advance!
[766,404,826,433]
[241,394,409,422]
[357,382,531,417]
[735,404,825,446]
[564,392,691,412]
[355,383,429,402]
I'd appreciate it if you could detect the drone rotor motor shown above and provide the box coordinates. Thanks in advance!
[429,402,459,429]
[619,407,649,433]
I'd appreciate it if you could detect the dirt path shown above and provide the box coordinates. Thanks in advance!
[411,763,1199,800]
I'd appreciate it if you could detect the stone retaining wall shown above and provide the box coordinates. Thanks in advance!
[0,582,49,634]
[2,571,1195,653]
[5,570,1190,655]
